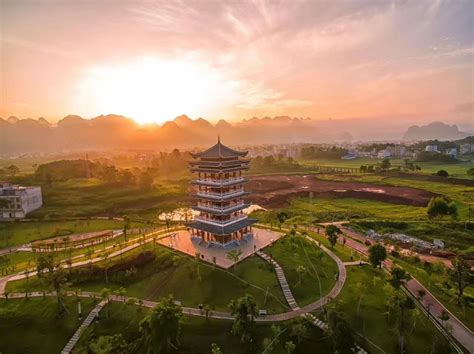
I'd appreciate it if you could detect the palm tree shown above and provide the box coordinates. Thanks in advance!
[100,288,111,319]
[140,296,183,353]
[296,265,306,286]
[226,249,242,269]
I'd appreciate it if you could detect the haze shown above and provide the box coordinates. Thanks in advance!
[1,0,473,125]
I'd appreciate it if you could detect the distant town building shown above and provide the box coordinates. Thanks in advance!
[377,149,391,159]
[187,138,255,247]
[460,143,472,155]
[0,182,42,220]
[445,147,457,157]
[425,145,438,152]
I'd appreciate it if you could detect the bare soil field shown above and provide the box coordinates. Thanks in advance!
[247,174,436,208]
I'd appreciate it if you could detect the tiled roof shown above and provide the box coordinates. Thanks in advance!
[186,218,256,235]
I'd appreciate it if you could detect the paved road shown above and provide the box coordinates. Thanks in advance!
[333,225,474,353]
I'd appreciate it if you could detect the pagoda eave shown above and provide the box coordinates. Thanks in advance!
[187,218,256,236]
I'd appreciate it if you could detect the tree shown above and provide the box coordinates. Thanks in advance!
[89,334,129,354]
[380,158,391,170]
[288,317,309,344]
[276,211,289,229]
[389,267,411,289]
[326,307,356,353]
[226,249,242,268]
[138,172,154,190]
[438,309,450,327]
[100,288,112,319]
[427,197,458,219]
[417,289,426,302]
[296,265,306,286]
[228,294,258,343]
[285,341,296,354]
[48,268,69,314]
[451,256,471,305]
[325,225,341,249]
[123,215,131,242]
[368,243,387,268]
[386,290,416,353]
[211,343,223,354]
[436,169,449,177]
[6,164,20,177]
[140,296,183,354]
[467,167,474,176]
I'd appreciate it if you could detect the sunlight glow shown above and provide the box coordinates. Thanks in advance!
[77,57,238,124]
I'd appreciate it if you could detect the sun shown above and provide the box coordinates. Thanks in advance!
[76,57,234,124]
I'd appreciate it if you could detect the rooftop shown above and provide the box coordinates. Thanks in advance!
[190,137,248,159]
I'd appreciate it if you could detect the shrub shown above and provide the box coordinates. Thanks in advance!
[435,170,449,177]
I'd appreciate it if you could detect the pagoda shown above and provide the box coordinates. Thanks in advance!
[187,138,256,246]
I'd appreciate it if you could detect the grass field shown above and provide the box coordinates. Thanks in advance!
[264,235,338,306]
[0,297,96,354]
[334,266,453,354]
[299,158,474,179]
[8,176,188,220]
[6,243,289,314]
[74,301,330,354]
[0,219,127,248]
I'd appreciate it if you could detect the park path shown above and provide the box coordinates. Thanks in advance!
[256,250,300,311]
[331,225,474,353]
[61,299,107,354]
[0,229,175,295]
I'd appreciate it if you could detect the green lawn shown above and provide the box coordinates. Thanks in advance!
[0,219,127,248]
[299,158,474,179]
[0,297,96,354]
[335,266,453,354]
[7,243,289,314]
[10,176,188,220]
[264,235,338,306]
[74,301,330,354]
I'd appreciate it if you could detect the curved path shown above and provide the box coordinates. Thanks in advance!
[1,233,346,324]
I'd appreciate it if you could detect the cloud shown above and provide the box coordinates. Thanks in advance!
[1,36,81,59]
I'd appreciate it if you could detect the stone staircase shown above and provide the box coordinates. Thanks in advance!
[61,300,107,354]
[256,251,300,311]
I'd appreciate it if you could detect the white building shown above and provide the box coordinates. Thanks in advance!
[445,148,457,157]
[460,143,472,155]
[425,145,438,152]
[0,183,43,220]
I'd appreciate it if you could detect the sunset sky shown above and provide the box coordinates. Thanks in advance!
[1,0,473,125]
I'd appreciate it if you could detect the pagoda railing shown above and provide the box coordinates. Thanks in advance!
[194,214,247,226]
[196,189,245,199]
[193,177,245,186]
[195,201,246,213]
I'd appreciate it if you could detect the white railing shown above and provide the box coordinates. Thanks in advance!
[196,189,245,199]
[194,214,247,226]
[196,202,245,213]
[194,177,245,185]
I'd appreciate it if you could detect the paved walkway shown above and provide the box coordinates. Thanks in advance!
[256,250,300,311]
[61,300,107,354]
[0,229,174,295]
[330,225,474,353]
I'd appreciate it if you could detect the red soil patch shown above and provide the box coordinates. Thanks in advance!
[247,175,436,208]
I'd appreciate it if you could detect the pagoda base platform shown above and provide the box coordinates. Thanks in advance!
[156,227,283,269]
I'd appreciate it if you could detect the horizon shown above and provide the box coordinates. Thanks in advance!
[1,0,473,125]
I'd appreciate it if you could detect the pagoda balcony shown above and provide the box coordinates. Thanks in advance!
[194,189,248,201]
[194,214,248,226]
[189,165,249,174]
[193,202,249,215]
[191,177,247,187]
